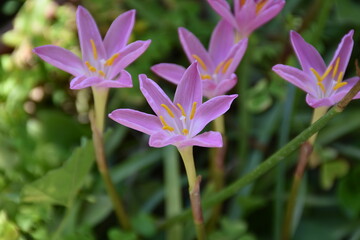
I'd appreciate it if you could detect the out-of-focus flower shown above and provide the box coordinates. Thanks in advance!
[34,6,151,90]
[152,20,247,98]
[109,62,237,148]
[273,30,360,108]
[207,0,285,40]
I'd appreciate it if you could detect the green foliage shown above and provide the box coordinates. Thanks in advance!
[22,138,95,206]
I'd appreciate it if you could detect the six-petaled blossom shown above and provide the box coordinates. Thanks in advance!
[151,20,247,98]
[33,6,151,90]
[273,30,360,108]
[109,62,237,149]
[207,0,285,40]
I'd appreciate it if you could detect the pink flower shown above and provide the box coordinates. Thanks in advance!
[109,63,237,148]
[151,20,247,98]
[273,30,360,108]
[207,0,285,39]
[33,6,151,90]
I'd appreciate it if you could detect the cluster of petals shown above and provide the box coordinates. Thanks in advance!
[33,6,150,90]
[152,20,247,98]
[273,30,360,108]
[109,63,237,148]
[207,0,285,40]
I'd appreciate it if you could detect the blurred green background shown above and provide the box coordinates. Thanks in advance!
[1,0,360,239]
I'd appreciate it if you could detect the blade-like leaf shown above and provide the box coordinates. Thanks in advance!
[21,139,95,207]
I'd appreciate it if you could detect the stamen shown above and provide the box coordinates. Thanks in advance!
[190,102,197,120]
[85,61,96,72]
[332,57,340,79]
[177,103,186,117]
[90,39,98,60]
[105,53,120,66]
[159,116,174,131]
[240,0,246,7]
[215,61,224,74]
[161,104,175,118]
[222,58,233,74]
[320,65,333,82]
[182,129,189,135]
[192,54,207,70]
[256,0,268,14]
[310,68,322,82]
[201,74,212,80]
[98,70,106,77]
[333,72,347,90]
[317,82,326,93]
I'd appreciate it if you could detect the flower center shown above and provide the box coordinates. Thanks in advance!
[310,57,347,95]
[159,102,198,136]
[192,54,233,81]
[84,39,120,78]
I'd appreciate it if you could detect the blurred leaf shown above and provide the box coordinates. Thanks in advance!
[246,79,273,113]
[320,160,349,190]
[0,211,19,240]
[108,228,137,240]
[209,218,256,240]
[337,165,360,216]
[21,139,95,206]
[335,0,360,24]
[131,213,156,237]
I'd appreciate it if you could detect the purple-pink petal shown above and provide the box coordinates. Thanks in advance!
[222,38,248,78]
[95,70,133,88]
[209,20,235,62]
[151,63,185,85]
[251,1,285,32]
[290,31,326,74]
[76,6,106,62]
[212,75,238,97]
[191,94,237,136]
[149,132,185,148]
[70,76,102,90]
[177,131,223,148]
[272,64,316,95]
[139,74,176,116]
[109,40,151,77]
[178,28,214,70]
[109,109,162,135]
[103,10,136,56]
[33,45,84,76]
[327,30,354,77]
[207,0,238,30]
[173,62,202,112]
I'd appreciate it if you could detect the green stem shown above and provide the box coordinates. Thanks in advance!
[164,146,182,240]
[208,116,226,229]
[90,111,131,230]
[92,87,109,134]
[178,146,206,240]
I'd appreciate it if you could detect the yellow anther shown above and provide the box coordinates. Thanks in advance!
[310,68,322,82]
[317,82,326,93]
[85,61,97,72]
[161,104,175,118]
[201,74,212,80]
[222,58,233,74]
[182,129,189,135]
[159,116,174,131]
[190,102,197,120]
[215,61,224,74]
[98,70,105,77]
[256,0,268,14]
[240,0,246,7]
[177,103,186,117]
[311,65,333,82]
[90,39,98,60]
[333,72,347,90]
[332,57,340,79]
[105,53,120,66]
[192,54,207,70]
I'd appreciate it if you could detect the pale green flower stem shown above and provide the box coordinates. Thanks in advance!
[281,106,328,240]
[90,87,131,230]
[178,146,206,240]
[161,78,360,228]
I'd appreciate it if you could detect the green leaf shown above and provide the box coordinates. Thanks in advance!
[337,165,360,216]
[0,211,19,240]
[21,139,95,207]
[320,160,349,190]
